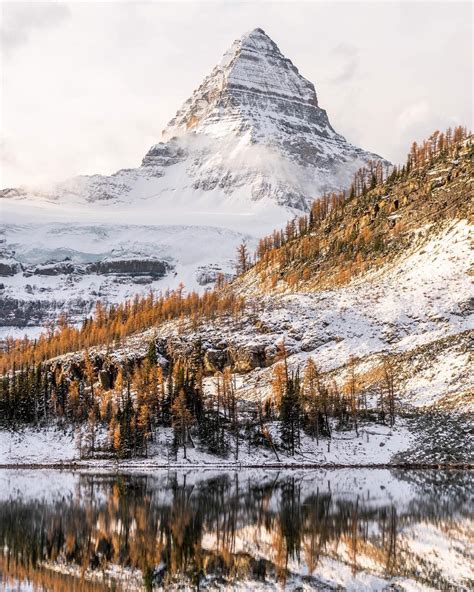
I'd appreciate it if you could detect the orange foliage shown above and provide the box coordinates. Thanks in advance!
[1,288,244,372]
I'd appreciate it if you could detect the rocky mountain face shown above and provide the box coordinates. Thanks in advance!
[0,28,387,330]
[147,27,386,209]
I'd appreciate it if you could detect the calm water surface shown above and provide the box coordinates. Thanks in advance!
[0,469,472,591]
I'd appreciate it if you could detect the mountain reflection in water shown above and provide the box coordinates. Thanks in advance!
[0,469,472,591]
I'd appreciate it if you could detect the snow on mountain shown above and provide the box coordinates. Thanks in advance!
[3,28,386,211]
[0,28,387,330]
[159,27,384,204]
[10,217,468,467]
[0,223,254,330]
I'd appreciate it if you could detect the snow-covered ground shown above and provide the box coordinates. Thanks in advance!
[0,421,414,468]
[241,219,473,370]
[0,222,258,323]
[1,219,470,468]
[159,218,473,410]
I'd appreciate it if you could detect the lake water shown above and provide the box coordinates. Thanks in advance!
[0,469,472,591]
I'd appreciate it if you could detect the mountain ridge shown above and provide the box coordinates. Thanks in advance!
[2,27,387,210]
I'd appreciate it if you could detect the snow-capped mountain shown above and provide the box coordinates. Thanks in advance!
[3,28,385,212]
[0,28,387,330]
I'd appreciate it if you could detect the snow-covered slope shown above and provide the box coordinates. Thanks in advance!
[0,28,387,330]
[0,223,255,330]
[163,218,472,411]
[1,139,469,467]
[8,218,468,467]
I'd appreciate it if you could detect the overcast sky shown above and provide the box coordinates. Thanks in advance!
[1,0,472,187]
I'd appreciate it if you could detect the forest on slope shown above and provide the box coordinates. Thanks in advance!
[0,127,472,466]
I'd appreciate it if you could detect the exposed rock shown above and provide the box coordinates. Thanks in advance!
[32,261,77,276]
[203,348,229,374]
[98,369,112,390]
[0,260,21,276]
[140,139,187,171]
[87,258,170,277]
[230,344,267,373]
[195,265,233,286]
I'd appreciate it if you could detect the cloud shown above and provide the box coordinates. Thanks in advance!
[397,100,432,133]
[329,43,359,84]
[1,2,70,53]
[395,100,462,157]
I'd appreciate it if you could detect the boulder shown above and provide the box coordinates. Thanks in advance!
[203,348,228,374]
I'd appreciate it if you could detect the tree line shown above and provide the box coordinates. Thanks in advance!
[250,126,470,269]
[0,286,244,373]
[0,337,398,461]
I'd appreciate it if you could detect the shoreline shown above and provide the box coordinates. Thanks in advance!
[0,461,472,471]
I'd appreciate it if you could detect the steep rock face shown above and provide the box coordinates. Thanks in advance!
[163,27,320,141]
[162,28,371,170]
[142,28,388,209]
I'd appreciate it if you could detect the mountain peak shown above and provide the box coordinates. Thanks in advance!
[149,27,388,207]
[240,27,267,39]
[5,27,388,218]
[235,27,276,51]
[163,27,319,141]
[244,26,266,35]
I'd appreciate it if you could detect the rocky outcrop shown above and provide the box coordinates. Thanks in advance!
[140,140,187,172]
[0,260,21,276]
[0,295,93,328]
[169,338,280,375]
[195,265,232,287]
[23,257,171,278]
[203,348,229,373]
[87,258,170,277]
[32,260,77,276]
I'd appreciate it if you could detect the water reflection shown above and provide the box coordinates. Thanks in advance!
[0,469,472,591]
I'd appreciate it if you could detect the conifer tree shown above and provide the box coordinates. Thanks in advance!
[279,370,301,456]
[236,241,250,275]
[172,389,194,459]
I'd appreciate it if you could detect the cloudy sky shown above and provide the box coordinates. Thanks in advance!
[1,0,472,187]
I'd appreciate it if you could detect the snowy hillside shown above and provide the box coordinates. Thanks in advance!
[3,217,469,468]
[0,28,387,330]
[0,223,255,330]
[0,132,470,469]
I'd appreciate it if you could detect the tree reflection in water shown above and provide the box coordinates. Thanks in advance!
[0,469,472,591]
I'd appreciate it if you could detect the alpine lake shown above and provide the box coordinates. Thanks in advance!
[0,468,472,591]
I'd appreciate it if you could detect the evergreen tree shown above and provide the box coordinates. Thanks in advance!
[172,389,194,459]
[236,241,250,275]
[279,370,301,456]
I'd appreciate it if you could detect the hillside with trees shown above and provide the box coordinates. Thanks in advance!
[243,126,471,293]
[0,128,472,467]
